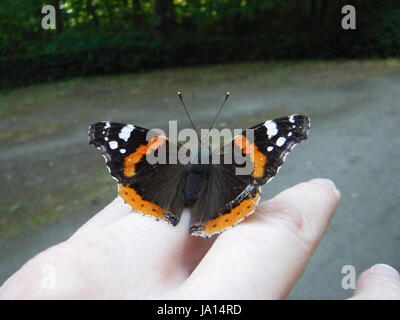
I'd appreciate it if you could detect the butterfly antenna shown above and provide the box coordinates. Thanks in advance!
[178,92,198,134]
[208,92,230,131]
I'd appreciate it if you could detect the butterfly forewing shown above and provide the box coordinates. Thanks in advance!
[89,121,187,225]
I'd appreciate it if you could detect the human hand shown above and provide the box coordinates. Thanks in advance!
[0,179,399,299]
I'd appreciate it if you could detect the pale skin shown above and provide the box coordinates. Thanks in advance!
[1,179,399,299]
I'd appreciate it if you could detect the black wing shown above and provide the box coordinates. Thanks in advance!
[189,114,310,237]
[89,121,187,226]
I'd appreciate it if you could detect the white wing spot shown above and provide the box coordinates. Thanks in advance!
[289,115,296,123]
[120,149,126,154]
[267,146,274,152]
[109,141,118,149]
[104,121,111,129]
[264,120,278,139]
[288,132,293,137]
[276,137,286,147]
[104,137,109,141]
[119,124,135,142]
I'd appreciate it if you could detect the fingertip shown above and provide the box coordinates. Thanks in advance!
[352,264,400,300]
[261,179,341,241]
[309,178,336,190]
[358,264,400,284]
[370,264,400,279]
[309,178,341,198]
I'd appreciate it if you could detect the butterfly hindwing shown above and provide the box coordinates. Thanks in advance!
[189,168,261,237]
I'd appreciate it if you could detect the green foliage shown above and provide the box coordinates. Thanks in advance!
[0,0,399,88]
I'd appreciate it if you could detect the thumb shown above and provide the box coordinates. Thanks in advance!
[350,264,400,300]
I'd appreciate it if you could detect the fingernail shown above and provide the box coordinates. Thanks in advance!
[310,178,338,191]
[370,264,399,279]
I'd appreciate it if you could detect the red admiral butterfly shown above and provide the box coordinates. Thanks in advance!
[89,94,310,238]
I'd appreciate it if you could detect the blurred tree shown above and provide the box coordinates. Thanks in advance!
[168,0,176,28]
[154,0,168,40]
[86,0,100,28]
[51,0,64,32]
[318,0,328,27]
[309,0,316,19]
[154,0,177,38]
[133,0,143,27]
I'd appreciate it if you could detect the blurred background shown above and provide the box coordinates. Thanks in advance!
[0,0,399,299]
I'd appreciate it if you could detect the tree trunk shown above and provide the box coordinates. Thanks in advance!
[86,0,100,27]
[319,0,328,27]
[154,0,168,41]
[104,0,115,26]
[294,0,303,14]
[167,0,176,27]
[309,0,317,21]
[252,0,262,13]
[51,0,64,32]
[133,0,142,27]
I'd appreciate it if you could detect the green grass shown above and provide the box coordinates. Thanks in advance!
[0,171,114,247]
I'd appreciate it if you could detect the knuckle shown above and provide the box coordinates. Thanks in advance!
[264,200,305,229]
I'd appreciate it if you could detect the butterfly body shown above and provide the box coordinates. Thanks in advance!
[183,163,209,207]
[89,115,310,237]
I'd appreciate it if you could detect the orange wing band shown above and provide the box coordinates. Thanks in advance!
[191,191,261,237]
[119,184,169,220]
[234,135,267,179]
[123,136,165,177]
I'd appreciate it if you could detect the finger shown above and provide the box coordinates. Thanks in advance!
[180,233,217,276]
[350,264,400,300]
[0,205,215,299]
[175,179,340,299]
[66,203,215,295]
[57,193,215,296]
[70,197,130,239]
